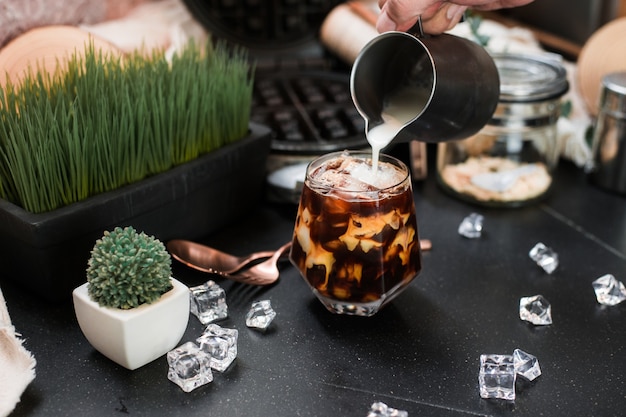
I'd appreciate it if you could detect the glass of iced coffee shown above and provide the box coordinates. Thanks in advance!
[289,150,422,316]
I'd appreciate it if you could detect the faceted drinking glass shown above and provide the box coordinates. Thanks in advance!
[290,151,422,316]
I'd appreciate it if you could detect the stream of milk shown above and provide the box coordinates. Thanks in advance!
[366,87,429,173]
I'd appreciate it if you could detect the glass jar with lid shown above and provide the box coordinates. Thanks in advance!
[436,53,569,207]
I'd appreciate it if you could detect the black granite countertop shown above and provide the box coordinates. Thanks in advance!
[4,146,626,417]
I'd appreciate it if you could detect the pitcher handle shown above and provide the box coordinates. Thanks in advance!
[409,15,425,38]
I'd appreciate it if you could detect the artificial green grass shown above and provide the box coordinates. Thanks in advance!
[0,39,252,213]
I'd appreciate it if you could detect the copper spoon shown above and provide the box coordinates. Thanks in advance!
[168,240,292,286]
[167,239,278,275]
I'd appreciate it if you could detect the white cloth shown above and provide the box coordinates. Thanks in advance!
[80,0,208,58]
[0,288,36,417]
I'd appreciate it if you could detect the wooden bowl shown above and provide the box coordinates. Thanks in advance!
[577,18,626,117]
[0,25,120,89]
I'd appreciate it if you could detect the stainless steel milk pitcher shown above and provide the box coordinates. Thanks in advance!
[350,30,500,144]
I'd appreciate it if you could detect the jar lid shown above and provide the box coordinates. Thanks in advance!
[493,53,569,102]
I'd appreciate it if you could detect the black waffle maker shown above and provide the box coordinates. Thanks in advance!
[181,0,369,158]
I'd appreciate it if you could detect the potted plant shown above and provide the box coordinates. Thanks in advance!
[72,226,190,370]
[0,31,272,301]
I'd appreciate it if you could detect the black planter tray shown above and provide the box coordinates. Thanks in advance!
[0,122,272,302]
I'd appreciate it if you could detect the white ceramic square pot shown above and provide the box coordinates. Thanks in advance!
[72,277,190,370]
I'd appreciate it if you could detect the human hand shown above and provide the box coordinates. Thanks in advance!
[376,0,535,34]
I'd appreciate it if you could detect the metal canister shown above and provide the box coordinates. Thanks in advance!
[437,53,569,207]
[589,72,626,194]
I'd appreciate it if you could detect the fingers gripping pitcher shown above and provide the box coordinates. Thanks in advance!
[289,151,422,316]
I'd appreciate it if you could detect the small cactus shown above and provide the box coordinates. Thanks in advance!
[86,226,173,309]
